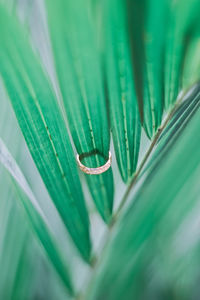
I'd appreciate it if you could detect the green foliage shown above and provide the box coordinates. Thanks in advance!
[45,0,114,220]
[128,0,167,138]
[0,6,91,261]
[0,0,200,299]
[101,0,141,181]
[164,0,200,108]
[87,87,200,300]
[0,138,73,293]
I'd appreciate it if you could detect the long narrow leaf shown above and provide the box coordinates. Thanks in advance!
[142,85,200,176]
[0,6,91,261]
[0,187,29,299]
[45,0,114,222]
[128,0,167,138]
[102,0,141,182]
[164,0,200,108]
[182,21,200,90]
[0,138,73,294]
[87,92,200,299]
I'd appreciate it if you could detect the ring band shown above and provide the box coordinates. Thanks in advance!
[76,151,112,175]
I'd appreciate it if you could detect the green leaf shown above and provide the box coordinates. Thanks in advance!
[102,0,141,182]
[0,183,29,300]
[0,138,74,294]
[87,91,200,299]
[182,21,200,90]
[164,0,200,109]
[10,235,69,300]
[0,6,91,261]
[142,0,167,138]
[45,0,114,222]
[129,0,167,138]
[0,168,69,299]
[9,234,36,300]
[142,84,200,176]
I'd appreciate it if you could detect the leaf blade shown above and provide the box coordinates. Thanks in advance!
[45,0,114,221]
[102,0,141,182]
[0,6,91,261]
[87,91,200,300]
[0,137,74,294]
[164,0,200,108]
[129,0,167,138]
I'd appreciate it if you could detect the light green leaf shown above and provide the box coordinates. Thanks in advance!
[102,0,141,182]
[0,184,29,300]
[0,5,91,261]
[0,170,69,300]
[45,0,114,222]
[10,235,70,300]
[87,91,200,300]
[0,138,74,294]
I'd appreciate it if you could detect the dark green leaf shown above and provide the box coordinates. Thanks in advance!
[182,20,200,90]
[141,0,167,138]
[129,0,167,138]
[102,0,141,182]
[164,0,200,108]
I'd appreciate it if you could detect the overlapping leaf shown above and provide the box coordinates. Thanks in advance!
[164,0,200,109]
[0,6,91,261]
[87,90,200,299]
[142,84,200,176]
[0,168,69,299]
[0,181,29,300]
[101,0,141,182]
[1,0,200,299]
[128,0,167,138]
[45,0,114,222]
[0,138,73,294]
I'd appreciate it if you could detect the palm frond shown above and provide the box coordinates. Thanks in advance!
[86,89,200,300]
[0,0,200,299]
[0,5,91,261]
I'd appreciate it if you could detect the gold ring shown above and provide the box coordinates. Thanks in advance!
[76,151,112,175]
